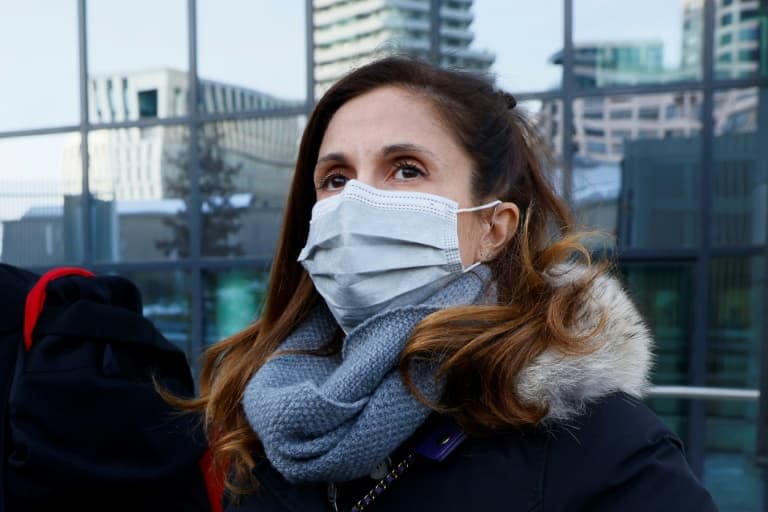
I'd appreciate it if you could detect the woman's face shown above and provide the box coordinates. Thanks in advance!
[314,86,488,266]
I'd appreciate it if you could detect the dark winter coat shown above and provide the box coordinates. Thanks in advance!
[228,393,716,511]
[227,268,717,512]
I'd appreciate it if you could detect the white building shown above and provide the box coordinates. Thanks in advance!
[313,0,494,97]
[62,69,303,204]
[539,0,763,165]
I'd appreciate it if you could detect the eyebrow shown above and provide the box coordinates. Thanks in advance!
[316,152,347,166]
[380,143,437,159]
[315,143,438,167]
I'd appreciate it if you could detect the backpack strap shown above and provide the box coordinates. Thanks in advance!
[23,267,94,351]
[199,448,225,512]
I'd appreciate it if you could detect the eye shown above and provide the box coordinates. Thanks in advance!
[392,161,426,181]
[317,172,349,191]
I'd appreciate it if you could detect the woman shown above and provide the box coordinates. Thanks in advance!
[189,57,717,511]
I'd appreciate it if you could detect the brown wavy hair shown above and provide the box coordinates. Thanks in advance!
[175,56,605,493]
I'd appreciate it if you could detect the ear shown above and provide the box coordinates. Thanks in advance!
[476,202,519,262]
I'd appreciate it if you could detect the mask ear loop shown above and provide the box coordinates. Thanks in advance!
[457,200,502,269]
[488,203,499,230]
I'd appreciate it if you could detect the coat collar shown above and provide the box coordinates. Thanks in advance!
[516,264,653,422]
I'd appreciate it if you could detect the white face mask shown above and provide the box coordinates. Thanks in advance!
[297,180,500,333]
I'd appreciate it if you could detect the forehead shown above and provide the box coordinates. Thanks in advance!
[318,86,459,155]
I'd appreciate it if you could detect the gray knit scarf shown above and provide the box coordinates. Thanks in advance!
[242,265,492,483]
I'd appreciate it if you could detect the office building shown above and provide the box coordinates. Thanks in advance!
[313,0,494,96]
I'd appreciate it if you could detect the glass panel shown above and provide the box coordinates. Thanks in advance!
[645,396,764,511]
[0,133,83,265]
[622,264,696,489]
[198,0,306,106]
[574,0,703,88]
[714,0,767,80]
[548,92,703,248]
[0,2,78,131]
[704,256,766,510]
[523,98,567,203]
[712,87,767,247]
[203,268,269,345]
[705,401,763,510]
[86,0,188,122]
[621,262,695,386]
[199,118,303,259]
[116,269,191,357]
[471,0,562,92]
[708,256,764,389]
[88,126,190,262]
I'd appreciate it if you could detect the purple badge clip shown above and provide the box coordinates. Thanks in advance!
[413,417,467,462]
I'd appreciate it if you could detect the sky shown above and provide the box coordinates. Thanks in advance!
[0,0,688,223]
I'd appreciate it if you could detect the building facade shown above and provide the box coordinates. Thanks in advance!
[313,0,494,97]
[4,70,303,264]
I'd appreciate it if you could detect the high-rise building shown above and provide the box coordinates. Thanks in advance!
[682,0,765,79]
[313,0,494,97]
[681,0,705,75]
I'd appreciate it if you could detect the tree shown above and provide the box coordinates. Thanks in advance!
[155,126,246,258]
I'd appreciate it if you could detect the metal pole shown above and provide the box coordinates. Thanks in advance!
[429,0,441,66]
[686,0,716,479]
[561,0,574,206]
[648,386,759,401]
[187,0,204,378]
[305,0,316,107]
[77,0,92,266]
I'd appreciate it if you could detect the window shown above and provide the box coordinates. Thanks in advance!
[121,79,130,118]
[740,9,759,21]
[610,109,632,120]
[92,81,102,120]
[738,49,759,62]
[584,97,604,109]
[720,33,733,46]
[639,107,660,120]
[723,111,753,132]
[584,110,604,119]
[585,126,605,137]
[721,13,733,26]
[722,0,733,5]
[666,104,683,119]
[739,27,759,42]
[138,89,158,118]
[106,79,115,120]
[718,52,734,63]
[613,129,632,139]
[173,87,184,116]
[587,141,606,154]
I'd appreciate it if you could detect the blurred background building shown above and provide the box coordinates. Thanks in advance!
[313,0,494,96]
[0,1,766,509]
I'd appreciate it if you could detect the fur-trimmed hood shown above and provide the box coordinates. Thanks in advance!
[516,265,654,422]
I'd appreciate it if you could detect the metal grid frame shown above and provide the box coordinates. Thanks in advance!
[1,0,767,481]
